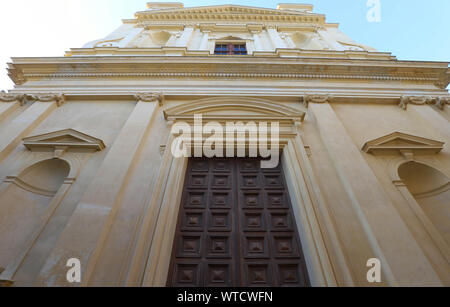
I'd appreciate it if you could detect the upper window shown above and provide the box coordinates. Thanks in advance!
[214,43,247,55]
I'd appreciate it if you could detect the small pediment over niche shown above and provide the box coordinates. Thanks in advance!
[362,132,444,156]
[23,129,106,152]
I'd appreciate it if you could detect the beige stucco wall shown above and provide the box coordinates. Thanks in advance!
[0,92,448,287]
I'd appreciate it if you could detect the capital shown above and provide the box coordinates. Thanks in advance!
[0,92,23,105]
[135,92,164,106]
[302,94,332,108]
[27,93,66,107]
[434,96,449,110]
[247,24,263,34]
[199,23,215,33]
[398,95,433,110]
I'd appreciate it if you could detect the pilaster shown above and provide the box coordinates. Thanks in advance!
[0,93,23,122]
[34,93,163,286]
[408,104,450,141]
[175,25,195,48]
[199,30,211,51]
[308,101,443,286]
[266,26,287,49]
[0,94,64,163]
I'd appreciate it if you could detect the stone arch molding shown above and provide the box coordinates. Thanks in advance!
[11,159,70,197]
[388,157,450,183]
[9,155,80,183]
[163,96,306,122]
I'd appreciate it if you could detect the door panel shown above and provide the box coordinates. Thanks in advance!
[167,158,310,287]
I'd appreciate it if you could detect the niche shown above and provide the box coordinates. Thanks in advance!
[399,162,450,245]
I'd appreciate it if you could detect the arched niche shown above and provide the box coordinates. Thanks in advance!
[0,159,70,268]
[151,31,172,46]
[290,32,323,50]
[398,161,450,245]
[16,159,70,196]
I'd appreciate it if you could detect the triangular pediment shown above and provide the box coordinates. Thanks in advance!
[362,132,444,155]
[23,129,106,151]
[136,4,325,24]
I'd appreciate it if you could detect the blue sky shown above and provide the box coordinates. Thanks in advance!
[0,0,449,91]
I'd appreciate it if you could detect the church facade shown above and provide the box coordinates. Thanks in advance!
[0,2,449,287]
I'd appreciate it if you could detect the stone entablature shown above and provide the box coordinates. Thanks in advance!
[2,92,449,113]
[8,56,449,90]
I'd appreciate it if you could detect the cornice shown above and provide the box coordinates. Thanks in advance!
[8,56,449,88]
[134,5,326,27]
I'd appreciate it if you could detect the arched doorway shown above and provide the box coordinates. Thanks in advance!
[398,162,450,245]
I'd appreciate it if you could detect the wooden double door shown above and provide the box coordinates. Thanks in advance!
[167,158,310,287]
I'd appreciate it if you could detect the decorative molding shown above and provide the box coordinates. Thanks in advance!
[414,182,450,199]
[199,23,216,33]
[398,95,450,110]
[135,92,164,106]
[302,94,332,108]
[145,24,184,32]
[5,176,58,197]
[12,54,450,87]
[434,96,450,110]
[247,24,263,33]
[163,96,306,123]
[159,145,166,156]
[0,93,65,106]
[22,72,437,83]
[135,5,326,26]
[398,95,433,110]
[0,92,23,104]
[23,128,106,152]
[23,93,66,107]
[94,37,124,48]
[304,145,312,157]
[362,132,445,156]
[3,93,448,109]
